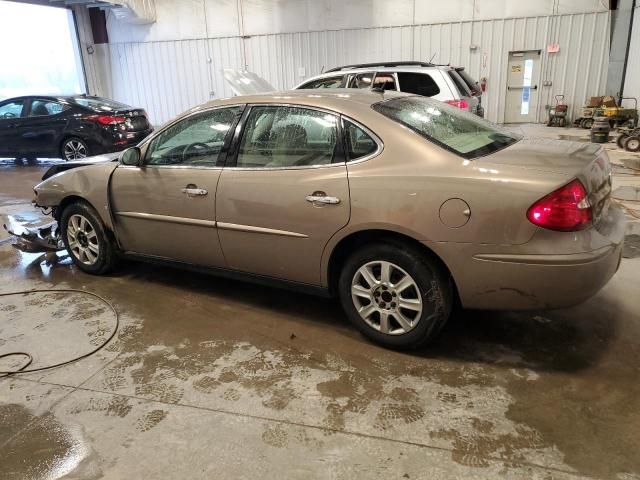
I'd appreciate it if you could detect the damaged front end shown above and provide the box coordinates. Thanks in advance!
[3,221,65,253]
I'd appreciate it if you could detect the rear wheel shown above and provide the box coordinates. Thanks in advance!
[338,243,452,349]
[624,136,640,152]
[61,137,89,161]
[617,134,629,149]
[582,118,594,129]
[61,202,117,274]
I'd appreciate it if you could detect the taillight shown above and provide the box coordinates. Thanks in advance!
[86,114,126,125]
[445,99,469,109]
[526,179,592,231]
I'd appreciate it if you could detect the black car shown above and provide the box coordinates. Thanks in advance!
[0,95,153,161]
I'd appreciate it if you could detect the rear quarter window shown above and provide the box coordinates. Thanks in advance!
[397,72,440,97]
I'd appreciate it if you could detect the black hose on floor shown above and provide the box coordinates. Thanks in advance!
[0,289,119,378]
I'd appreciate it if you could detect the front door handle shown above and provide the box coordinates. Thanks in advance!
[306,191,341,205]
[181,186,208,196]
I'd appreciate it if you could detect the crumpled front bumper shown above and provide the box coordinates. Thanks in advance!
[3,222,65,253]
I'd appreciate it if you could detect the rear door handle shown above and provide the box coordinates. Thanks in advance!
[181,187,208,196]
[306,191,340,205]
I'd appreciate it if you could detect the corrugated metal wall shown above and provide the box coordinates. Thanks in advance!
[93,11,610,125]
[623,5,640,106]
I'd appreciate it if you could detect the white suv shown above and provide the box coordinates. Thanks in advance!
[295,61,484,117]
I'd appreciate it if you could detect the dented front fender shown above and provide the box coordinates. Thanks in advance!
[34,162,119,231]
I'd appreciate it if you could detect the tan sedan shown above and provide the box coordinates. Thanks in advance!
[33,90,625,349]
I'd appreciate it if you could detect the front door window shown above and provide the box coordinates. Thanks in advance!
[0,100,24,119]
[145,107,240,166]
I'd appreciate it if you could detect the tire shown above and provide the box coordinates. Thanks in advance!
[61,137,89,161]
[617,134,629,149]
[559,117,566,128]
[60,201,117,274]
[582,118,594,129]
[338,243,453,349]
[624,136,640,152]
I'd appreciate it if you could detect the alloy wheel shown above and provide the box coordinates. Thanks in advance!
[350,260,423,335]
[63,140,87,160]
[66,214,100,265]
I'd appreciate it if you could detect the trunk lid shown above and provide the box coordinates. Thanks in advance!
[483,138,613,225]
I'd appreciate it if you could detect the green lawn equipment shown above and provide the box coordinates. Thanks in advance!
[601,97,638,129]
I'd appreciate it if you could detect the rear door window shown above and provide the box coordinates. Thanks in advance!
[236,106,338,168]
[372,73,397,91]
[0,100,25,119]
[300,76,345,89]
[29,100,68,116]
[397,72,440,97]
[348,73,374,89]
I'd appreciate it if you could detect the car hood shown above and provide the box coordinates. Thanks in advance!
[223,69,275,96]
[42,151,121,181]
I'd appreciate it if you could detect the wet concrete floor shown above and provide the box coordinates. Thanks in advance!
[1,130,640,479]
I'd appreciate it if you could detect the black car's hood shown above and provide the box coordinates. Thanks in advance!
[42,152,121,181]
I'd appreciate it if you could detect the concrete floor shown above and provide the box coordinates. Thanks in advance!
[1,127,639,480]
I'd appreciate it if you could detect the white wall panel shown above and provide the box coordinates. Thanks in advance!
[622,5,640,107]
[105,0,608,43]
[99,11,609,125]
[102,38,242,125]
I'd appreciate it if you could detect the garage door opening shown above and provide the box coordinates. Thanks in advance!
[0,1,85,99]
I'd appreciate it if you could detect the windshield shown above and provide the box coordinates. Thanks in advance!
[373,96,520,159]
[72,96,131,112]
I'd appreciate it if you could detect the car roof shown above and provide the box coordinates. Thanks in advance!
[0,94,103,103]
[313,65,453,77]
[201,89,409,111]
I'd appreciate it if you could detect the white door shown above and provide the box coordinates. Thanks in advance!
[504,51,540,123]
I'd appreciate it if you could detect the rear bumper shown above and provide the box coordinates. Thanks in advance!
[435,206,626,310]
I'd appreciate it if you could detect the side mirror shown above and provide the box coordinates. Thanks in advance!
[120,147,141,166]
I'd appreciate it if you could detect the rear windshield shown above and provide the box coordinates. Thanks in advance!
[456,69,482,96]
[72,96,131,112]
[447,70,472,97]
[373,96,520,159]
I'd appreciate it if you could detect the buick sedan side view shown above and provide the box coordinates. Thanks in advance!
[32,90,624,349]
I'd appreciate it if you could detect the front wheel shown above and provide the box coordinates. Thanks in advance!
[338,243,453,349]
[61,202,117,274]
